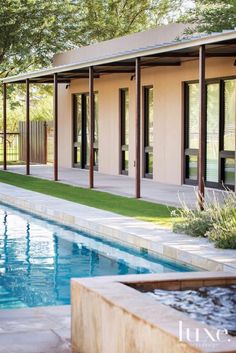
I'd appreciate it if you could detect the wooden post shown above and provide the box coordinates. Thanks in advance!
[44,122,48,164]
[198,45,206,209]
[26,79,30,175]
[135,57,141,198]
[89,66,94,188]
[53,73,58,181]
[3,83,7,170]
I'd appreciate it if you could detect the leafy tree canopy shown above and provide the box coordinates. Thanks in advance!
[0,0,183,78]
[0,0,184,131]
[181,0,236,33]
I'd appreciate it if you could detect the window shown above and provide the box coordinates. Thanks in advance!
[222,79,236,186]
[184,83,199,181]
[120,88,129,174]
[184,78,235,189]
[206,83,220,183]
[73,92,98,170]
[143,86,154,177]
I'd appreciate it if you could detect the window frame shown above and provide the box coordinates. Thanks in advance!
[119,88,129,175]
[143,85,154,179]
[183,75,236,190]
[72,91,98,170]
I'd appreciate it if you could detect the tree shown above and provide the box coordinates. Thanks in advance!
[0,0,78,78]
[0,0,183,78]
[0,0,184,133]
[181,0,236,33]
[74,0,184,43]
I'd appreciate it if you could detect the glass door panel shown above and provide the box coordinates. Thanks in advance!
[222,79,236,186]
[185,79,235,189]
[144,86,154,177]
[94,93,99,168]
[85,94,90,168]
[224,80,236,151]
[185,83,199,182]
[73,93,98,169]
[188,83,199,149]
[206,83,220,183]
[73,94,83,167]
[120,88,129,174]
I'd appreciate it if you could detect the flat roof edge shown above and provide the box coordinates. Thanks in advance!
[2,29,236,84]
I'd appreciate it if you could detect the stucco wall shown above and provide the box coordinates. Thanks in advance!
[58,57,236,185]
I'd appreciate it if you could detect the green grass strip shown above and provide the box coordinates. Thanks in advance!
[0,170,175,227]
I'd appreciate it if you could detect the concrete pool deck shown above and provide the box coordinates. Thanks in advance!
[0,306,71,353]
[0,183,235,352]
[0,182,235,272]
[6,164,226,208]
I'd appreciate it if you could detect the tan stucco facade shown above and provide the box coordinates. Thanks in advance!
[58,57,236,185]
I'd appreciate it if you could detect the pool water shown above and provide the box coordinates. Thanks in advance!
[0,203,197,309]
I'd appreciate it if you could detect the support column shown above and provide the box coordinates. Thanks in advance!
[3,83,7,170]
[135,57,141,198]
[198,45,206,209]
[53,73,58,181]
[89,66,94,188]
[26,79,30,175]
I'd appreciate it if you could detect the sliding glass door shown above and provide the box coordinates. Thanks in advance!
[222,80,236,186]
[206,83,220,184]
[120,88,129,174]
[143,86,154,178]
[73,92,98,169]
[184,78,236,189]
[184,83,199,181]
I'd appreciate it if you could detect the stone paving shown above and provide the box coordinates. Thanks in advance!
[0,306,71,353]
[7,164,226,207]
[0,183,235,352]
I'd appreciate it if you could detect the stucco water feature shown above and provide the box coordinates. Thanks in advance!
[72,272,236,353]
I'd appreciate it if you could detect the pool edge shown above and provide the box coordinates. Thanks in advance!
[0,182,235,273]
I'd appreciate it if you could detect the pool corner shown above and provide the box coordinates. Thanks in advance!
[71,272,236,353]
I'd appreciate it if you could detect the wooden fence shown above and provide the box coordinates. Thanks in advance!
[19,121,48,164]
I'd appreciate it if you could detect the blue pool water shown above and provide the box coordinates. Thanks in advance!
[0,203,197,309]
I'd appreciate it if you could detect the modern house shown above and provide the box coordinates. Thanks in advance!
[2,23,236,200]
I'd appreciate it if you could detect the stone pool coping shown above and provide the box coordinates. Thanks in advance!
[71,272,236,353]
[0,182,235,272]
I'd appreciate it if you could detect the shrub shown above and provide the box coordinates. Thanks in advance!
[172,189,236,249]
[207,197,236,249]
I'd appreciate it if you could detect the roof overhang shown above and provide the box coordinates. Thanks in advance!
[2,29,236,84]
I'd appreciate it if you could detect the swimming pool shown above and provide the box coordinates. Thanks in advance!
[0,203,197,309]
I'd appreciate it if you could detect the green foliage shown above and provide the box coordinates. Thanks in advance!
[0,0,183,132]
[172,190,236,249]
[181,0,236,33]
[172,207,214,237]
[76,0,183,43]
[0,0,77,76]
[0,84,53,132]
[0,0,183,78]
[207,197,236,248]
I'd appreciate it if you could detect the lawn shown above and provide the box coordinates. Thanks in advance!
[0,170,175,227]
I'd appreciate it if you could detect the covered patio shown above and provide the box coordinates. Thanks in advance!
[2,25,236,208]
[6,164,225,207]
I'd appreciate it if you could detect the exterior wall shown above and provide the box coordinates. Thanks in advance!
[58,84,72,167]
[58,57,236,185]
